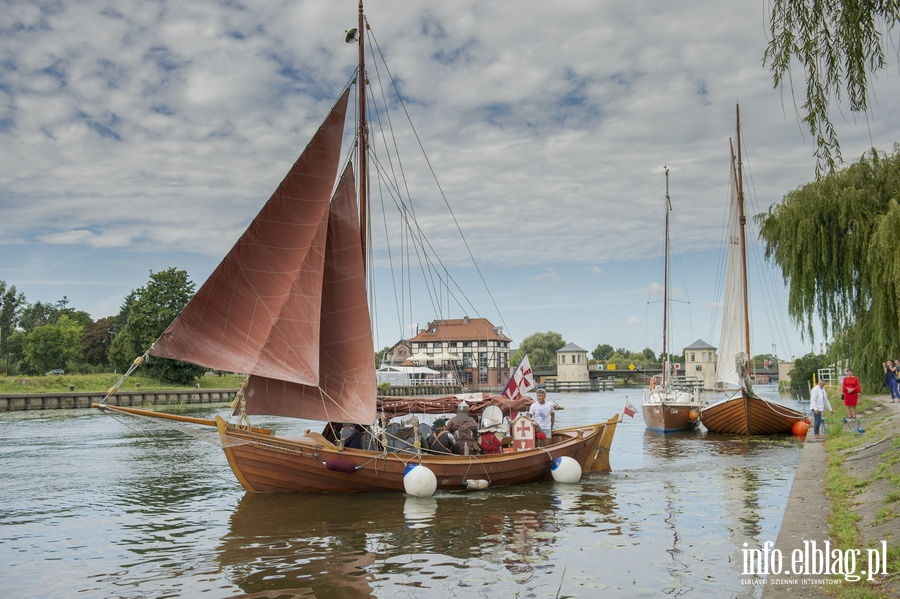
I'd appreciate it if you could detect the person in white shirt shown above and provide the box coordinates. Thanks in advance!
[529,389,555,437]
[810,379,833,439]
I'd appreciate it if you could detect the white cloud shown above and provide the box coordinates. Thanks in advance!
[1,0,896,357]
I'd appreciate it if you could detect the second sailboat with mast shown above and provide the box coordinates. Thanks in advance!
[642,168,704,433]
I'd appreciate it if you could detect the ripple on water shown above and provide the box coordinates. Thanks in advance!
[0,397,801,598]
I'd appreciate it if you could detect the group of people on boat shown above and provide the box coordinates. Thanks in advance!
[425,401,516,455]
[334,389,557,456]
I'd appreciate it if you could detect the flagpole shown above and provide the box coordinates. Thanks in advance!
[542,389,564,410]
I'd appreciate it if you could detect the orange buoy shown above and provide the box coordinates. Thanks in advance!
[688,409,699,421]
[792,420,809,437]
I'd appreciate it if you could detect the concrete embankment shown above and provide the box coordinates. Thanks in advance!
[0,386,465,411]
[761,424,832,598]
[763,397,899,598]
[0,389,238,412]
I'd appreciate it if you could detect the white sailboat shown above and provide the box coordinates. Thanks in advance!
[699,106,805,435]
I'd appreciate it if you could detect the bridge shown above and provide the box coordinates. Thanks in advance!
[535,364,781,389]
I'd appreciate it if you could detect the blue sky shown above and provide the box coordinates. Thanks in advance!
[2,1,898,362]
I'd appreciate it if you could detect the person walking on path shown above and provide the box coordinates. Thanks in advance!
[841,368,861,422]
[810,379,833,439]
[885,360,900,402]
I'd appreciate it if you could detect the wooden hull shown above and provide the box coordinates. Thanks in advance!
[642,402,701,433]
[700,394,805,435]
[217,414,619,493]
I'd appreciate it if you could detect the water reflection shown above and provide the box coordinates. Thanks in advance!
[216,484,618,597]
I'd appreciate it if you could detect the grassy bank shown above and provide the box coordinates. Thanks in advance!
[823,396,900,597]
[0,372,245,394]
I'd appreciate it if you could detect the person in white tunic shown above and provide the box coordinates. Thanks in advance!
[810,379,833,439]
[528,389,555,435]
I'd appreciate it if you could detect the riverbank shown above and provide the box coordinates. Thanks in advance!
[764,395,900,598]
[0,389,238,411]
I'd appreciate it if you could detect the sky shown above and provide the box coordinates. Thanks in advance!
[2,1,899,363]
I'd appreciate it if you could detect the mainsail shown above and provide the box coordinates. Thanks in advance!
[150,88,375,422]
[243,162,376,423]
[716,143,747,389]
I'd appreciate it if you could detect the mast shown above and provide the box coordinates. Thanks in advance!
[735,105,751,358]
[357,0,368,266]
[662,167,671,387]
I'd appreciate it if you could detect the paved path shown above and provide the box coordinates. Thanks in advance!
[762,397,898,598]
[760,424,832,598]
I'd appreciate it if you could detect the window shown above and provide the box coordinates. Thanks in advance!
[690,352,695,361]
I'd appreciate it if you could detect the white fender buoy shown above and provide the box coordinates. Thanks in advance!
[551,456,582,483]
[464,479,489,490]
[403,464,437,497]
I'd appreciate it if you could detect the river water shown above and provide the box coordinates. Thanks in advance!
[0,387,805,598]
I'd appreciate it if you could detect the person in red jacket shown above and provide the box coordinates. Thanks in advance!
[841,367,861,422]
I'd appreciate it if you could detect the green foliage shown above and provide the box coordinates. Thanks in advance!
[517,331,565,368]
[83,316,116,366]
[4,331,24,373]
[789,352,831,398]
[759,148,900,390]
[640,347,657,362]
[108,327,138,372]
[0,372,246,394]
[21,314,85,375]
[607,347,654,367]
[764,1,900,175]
[592,343,614,361]
[60,308,93,330]
[18,298,68,332]
[0,281,26,373]
[115,268,205,385]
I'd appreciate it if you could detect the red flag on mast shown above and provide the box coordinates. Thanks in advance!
[623,398,636,418]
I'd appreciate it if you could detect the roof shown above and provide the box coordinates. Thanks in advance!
[409,317,510,342]
[683,339,717,350]
[376,366,441,374]
[557,343,587,353]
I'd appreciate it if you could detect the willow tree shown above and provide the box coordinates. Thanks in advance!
[758,147,900,385]
[764,1,900,175]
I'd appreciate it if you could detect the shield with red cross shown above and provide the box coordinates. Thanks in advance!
[512,415,535,451]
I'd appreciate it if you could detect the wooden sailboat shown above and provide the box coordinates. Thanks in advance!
[93,1,618,493]
[699,106,805,436]
[642,168,704,433]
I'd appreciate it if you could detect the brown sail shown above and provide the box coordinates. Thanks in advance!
[150,89,351,387]
[243,163,376,423]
